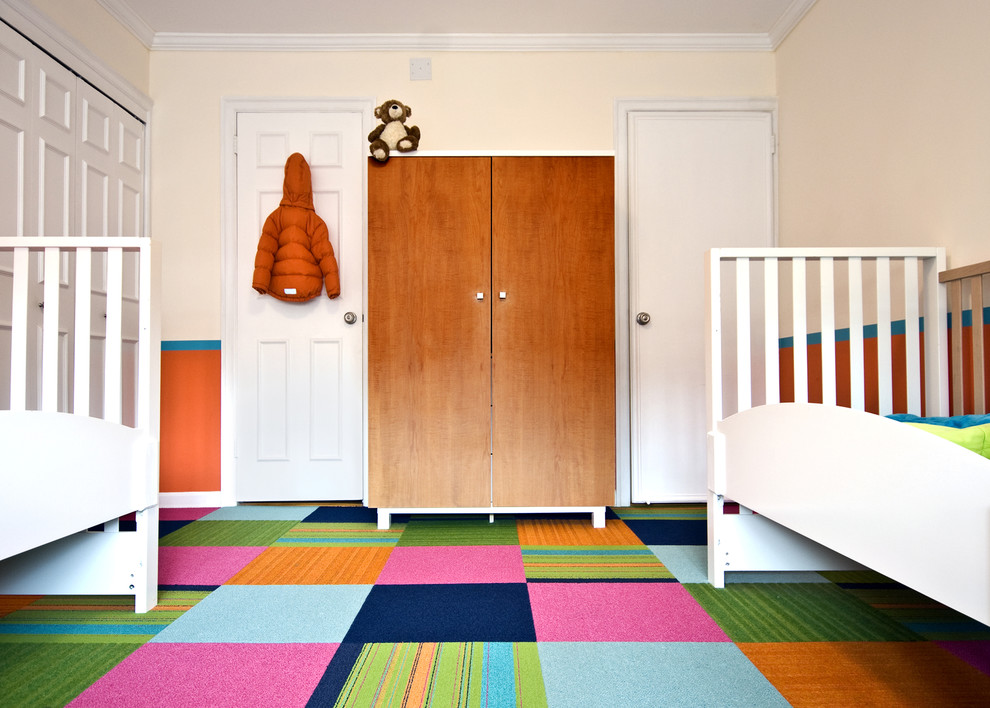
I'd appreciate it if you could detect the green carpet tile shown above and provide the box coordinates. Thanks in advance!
[159,519,299,546]
[522,546,674,580]
[611,504,707,520]
[273,522,405,547]
[686,582,924,642]
[397,515,521,546]
[0,643,138,707]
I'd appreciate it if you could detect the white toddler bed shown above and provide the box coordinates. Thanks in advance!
[706,247,990,626]
[0,237,160,613]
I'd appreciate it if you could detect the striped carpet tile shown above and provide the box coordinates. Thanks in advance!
[334,642,548,708]
[516,518,643,546]
[611,504,707,521]
[0,595,185,643]
[226,546,393,585]
[522,546,674,581]
[274,522,404,547]
[685,583,923,643]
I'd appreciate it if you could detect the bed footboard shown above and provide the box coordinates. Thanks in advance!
[714,403,990,625]
[704,248,990,626]
[0,238,160,612]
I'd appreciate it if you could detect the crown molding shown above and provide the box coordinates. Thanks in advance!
[149,32,777,52]
[93,0,819,53]
[96,0,155,48]
[768,0,817,49]
[1,0,151,116]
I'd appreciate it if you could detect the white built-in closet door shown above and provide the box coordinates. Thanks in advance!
[0,21,145,418]
[629,110,775,502]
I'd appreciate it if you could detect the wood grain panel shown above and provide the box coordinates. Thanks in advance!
[491,157,615,506]
[368,157,492,507]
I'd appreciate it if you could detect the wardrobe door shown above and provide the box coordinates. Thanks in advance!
[491,157,616,506]
[368,157,492,507]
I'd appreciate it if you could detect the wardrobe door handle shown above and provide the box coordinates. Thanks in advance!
[636,312,651,326]
[344,312,357,325]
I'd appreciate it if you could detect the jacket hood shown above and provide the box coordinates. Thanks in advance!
[280,153,314,210]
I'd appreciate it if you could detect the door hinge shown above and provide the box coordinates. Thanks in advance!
[233,135,238,154]
[771,134,777,155]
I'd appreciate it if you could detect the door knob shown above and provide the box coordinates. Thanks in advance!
[344,311,357,325]
[636,312,651,326]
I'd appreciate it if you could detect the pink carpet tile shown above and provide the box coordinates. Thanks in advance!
[528,582,731,642]
[69,643,338,708]
[376,545,526,585]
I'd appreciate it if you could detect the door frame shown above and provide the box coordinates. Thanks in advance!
[219,97,375,506]
[613,97,779,506]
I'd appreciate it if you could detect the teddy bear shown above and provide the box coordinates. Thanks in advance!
[368,99,420,162]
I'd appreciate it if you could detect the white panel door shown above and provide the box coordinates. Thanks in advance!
[629,110,775,502]
[235,111,364,501]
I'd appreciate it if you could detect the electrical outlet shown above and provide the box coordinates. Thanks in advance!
[410,58,432,81]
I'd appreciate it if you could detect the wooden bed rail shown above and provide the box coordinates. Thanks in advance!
[706,247,948,428]
[0,237,157,430]
[940,259,990,414]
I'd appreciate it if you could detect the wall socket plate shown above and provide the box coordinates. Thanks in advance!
[410,58,432,81]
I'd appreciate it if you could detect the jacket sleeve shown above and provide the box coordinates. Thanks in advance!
[252,212,279,294]
[310,216,341,299]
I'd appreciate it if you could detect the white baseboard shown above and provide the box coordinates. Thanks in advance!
[158,491,229,509]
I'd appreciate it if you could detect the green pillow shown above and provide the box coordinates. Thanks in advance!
[906,422,990,459]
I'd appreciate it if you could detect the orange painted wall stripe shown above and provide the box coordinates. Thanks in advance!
[160,345,221,493]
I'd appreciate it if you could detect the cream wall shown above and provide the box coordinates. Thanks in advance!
[149,50,774,339]
[775,0,990,267]
[27,0,150,93]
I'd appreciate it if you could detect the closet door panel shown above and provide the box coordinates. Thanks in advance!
[368,157,492,508]
[491,157,615,506]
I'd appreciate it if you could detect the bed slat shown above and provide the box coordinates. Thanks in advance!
[764,258,780,405]
[948,280,965,414]
[735,258,752,412]
[9,247,29,412]
[972,276,985,414]
[42,248,61,413]
[819,257,836,406]
[73,248,92,415]
[791,257,808,403]
[848,257,866,411]
[903,257,922,415]
[876,258,893,416]
[104,247,123,425]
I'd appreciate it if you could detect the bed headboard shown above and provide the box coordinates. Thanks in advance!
[706,248,948,429]
[0,236,160,431]
[939,259,990,415]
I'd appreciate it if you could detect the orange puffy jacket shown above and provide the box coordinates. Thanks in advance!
[252,153,340,302]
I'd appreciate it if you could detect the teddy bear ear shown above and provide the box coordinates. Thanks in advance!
[405,105,412,117]
[375,107,382,118]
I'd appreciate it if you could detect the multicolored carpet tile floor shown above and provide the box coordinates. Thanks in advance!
[2,504,990,706]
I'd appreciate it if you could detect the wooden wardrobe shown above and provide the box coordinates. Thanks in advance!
[368,156,615,512]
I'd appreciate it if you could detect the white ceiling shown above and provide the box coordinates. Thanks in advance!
[96,0,817,51]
